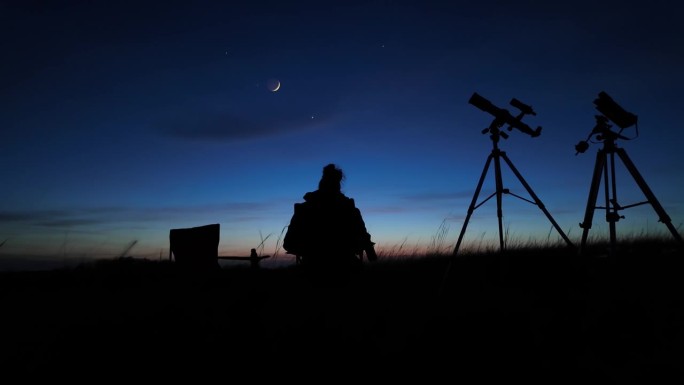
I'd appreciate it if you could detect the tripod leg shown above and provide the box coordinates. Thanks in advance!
[453,153,494,256]
[499,152,575,248]
[442,153,495,295]
[616,148,684,244]
[580,149,607,253]
[607,152,618,252]
[493,150,505,251]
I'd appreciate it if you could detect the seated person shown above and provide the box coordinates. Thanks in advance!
[283,163,376,271]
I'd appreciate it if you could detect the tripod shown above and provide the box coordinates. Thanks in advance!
[579,131,683,254]
[452,124,574,256]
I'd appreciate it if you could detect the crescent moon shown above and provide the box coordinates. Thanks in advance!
[267,78,281,92]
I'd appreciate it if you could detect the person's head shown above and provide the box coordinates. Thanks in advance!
[318,163,344,193]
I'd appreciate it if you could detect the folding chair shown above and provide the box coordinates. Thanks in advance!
[169,223,270,270]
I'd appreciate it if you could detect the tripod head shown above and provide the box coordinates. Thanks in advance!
[575,91,639,155]
[469,93,542,142]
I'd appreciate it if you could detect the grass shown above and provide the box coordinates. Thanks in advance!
[0,236,681,380]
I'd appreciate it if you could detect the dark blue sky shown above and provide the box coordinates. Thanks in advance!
[1,1,682,265]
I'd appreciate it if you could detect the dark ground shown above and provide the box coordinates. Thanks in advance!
[0,244,682,382]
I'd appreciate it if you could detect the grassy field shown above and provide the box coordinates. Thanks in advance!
[0,239,682,382]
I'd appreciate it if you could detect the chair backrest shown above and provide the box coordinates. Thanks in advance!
[169,223,220,270]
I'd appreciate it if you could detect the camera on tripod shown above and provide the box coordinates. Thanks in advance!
[575,91,682,253]
[575,91,638,155]
[594,91,638,129]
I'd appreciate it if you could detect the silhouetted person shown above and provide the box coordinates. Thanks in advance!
[284,163,376,281]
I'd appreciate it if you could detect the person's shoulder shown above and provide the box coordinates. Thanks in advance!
[338,193,357,207]
[303,191,318,202]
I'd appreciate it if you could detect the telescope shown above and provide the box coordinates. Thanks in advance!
[469,92,542,137]
[450,91,575,258]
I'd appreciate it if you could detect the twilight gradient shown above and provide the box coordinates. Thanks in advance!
[1,1,682,268]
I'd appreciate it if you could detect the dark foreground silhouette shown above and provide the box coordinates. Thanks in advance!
[0,241,681,382]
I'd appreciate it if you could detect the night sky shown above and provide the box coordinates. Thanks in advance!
[2,1,683,267]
